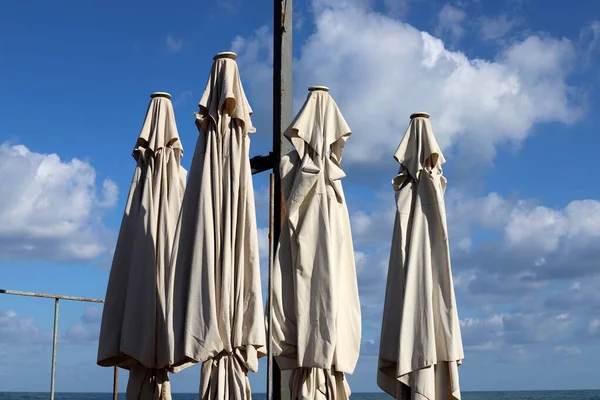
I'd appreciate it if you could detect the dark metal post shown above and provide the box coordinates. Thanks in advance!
[50,298,59,400]
[272,1,293,400]
[272,0,294,227]
[279,0,294,158]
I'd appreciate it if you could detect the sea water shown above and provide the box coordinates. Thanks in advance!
[1,392,600,400]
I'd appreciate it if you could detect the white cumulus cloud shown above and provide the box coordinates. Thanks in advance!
[339,184,600,358]
[505,199,600,253]
[435,4,467,43]
[0,143,117,262]
[0,309,52,345]
[479,14,519,41]
[64,305,103,344]
[228,0,598,366]
[233,0,583,170]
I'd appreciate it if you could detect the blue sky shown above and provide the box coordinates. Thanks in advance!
[2,0,600,394]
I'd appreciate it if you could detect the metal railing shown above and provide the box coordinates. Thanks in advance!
[0,289,118,400]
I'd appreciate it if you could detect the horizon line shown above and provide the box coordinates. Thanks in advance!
[2,389,600,394]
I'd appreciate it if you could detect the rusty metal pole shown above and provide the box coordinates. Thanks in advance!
[50,298,59,400]
[0,289,103,303]
[272,1,293,400]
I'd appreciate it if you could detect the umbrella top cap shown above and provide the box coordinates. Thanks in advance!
[213,52,237,61]
[410,112,430,120]
[308,86,329,92]
[150,92,172,100]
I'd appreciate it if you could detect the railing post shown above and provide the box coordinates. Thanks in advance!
[50,298,59,400]
[0,290,107,395]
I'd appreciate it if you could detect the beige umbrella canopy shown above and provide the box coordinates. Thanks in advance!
[377,112,464,400]
[166,52,266,400]
[97,92,187,400]
[271,86,361,400]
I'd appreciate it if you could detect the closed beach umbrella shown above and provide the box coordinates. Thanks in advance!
[377,112,464,400]
[167,52,266,400]
[97,92,187,400]
[271,86,361,400]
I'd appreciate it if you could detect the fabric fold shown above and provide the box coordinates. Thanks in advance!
[136,95,183,155]
[377,114,463,400]
[167,54,265,400]
[284,89,351,160]
[97,93,186,400]
[289,368,351,400]
[127,363,172,400]
[200,346,260,400]
[393,116,445,183]
[197,57,255,136]
[272,88,361,400]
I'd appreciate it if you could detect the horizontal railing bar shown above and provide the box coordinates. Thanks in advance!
[1,288,114,397]
[0,289,104,303]
[250,152,275,175]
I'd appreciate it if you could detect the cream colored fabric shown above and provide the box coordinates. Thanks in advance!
[127,363,172,400]
[199,346,258,400]
[166,56,265,400]
[289,368,351,400]
[272,89,361,400]
[97,95,186,399]
[377,116,464,400]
